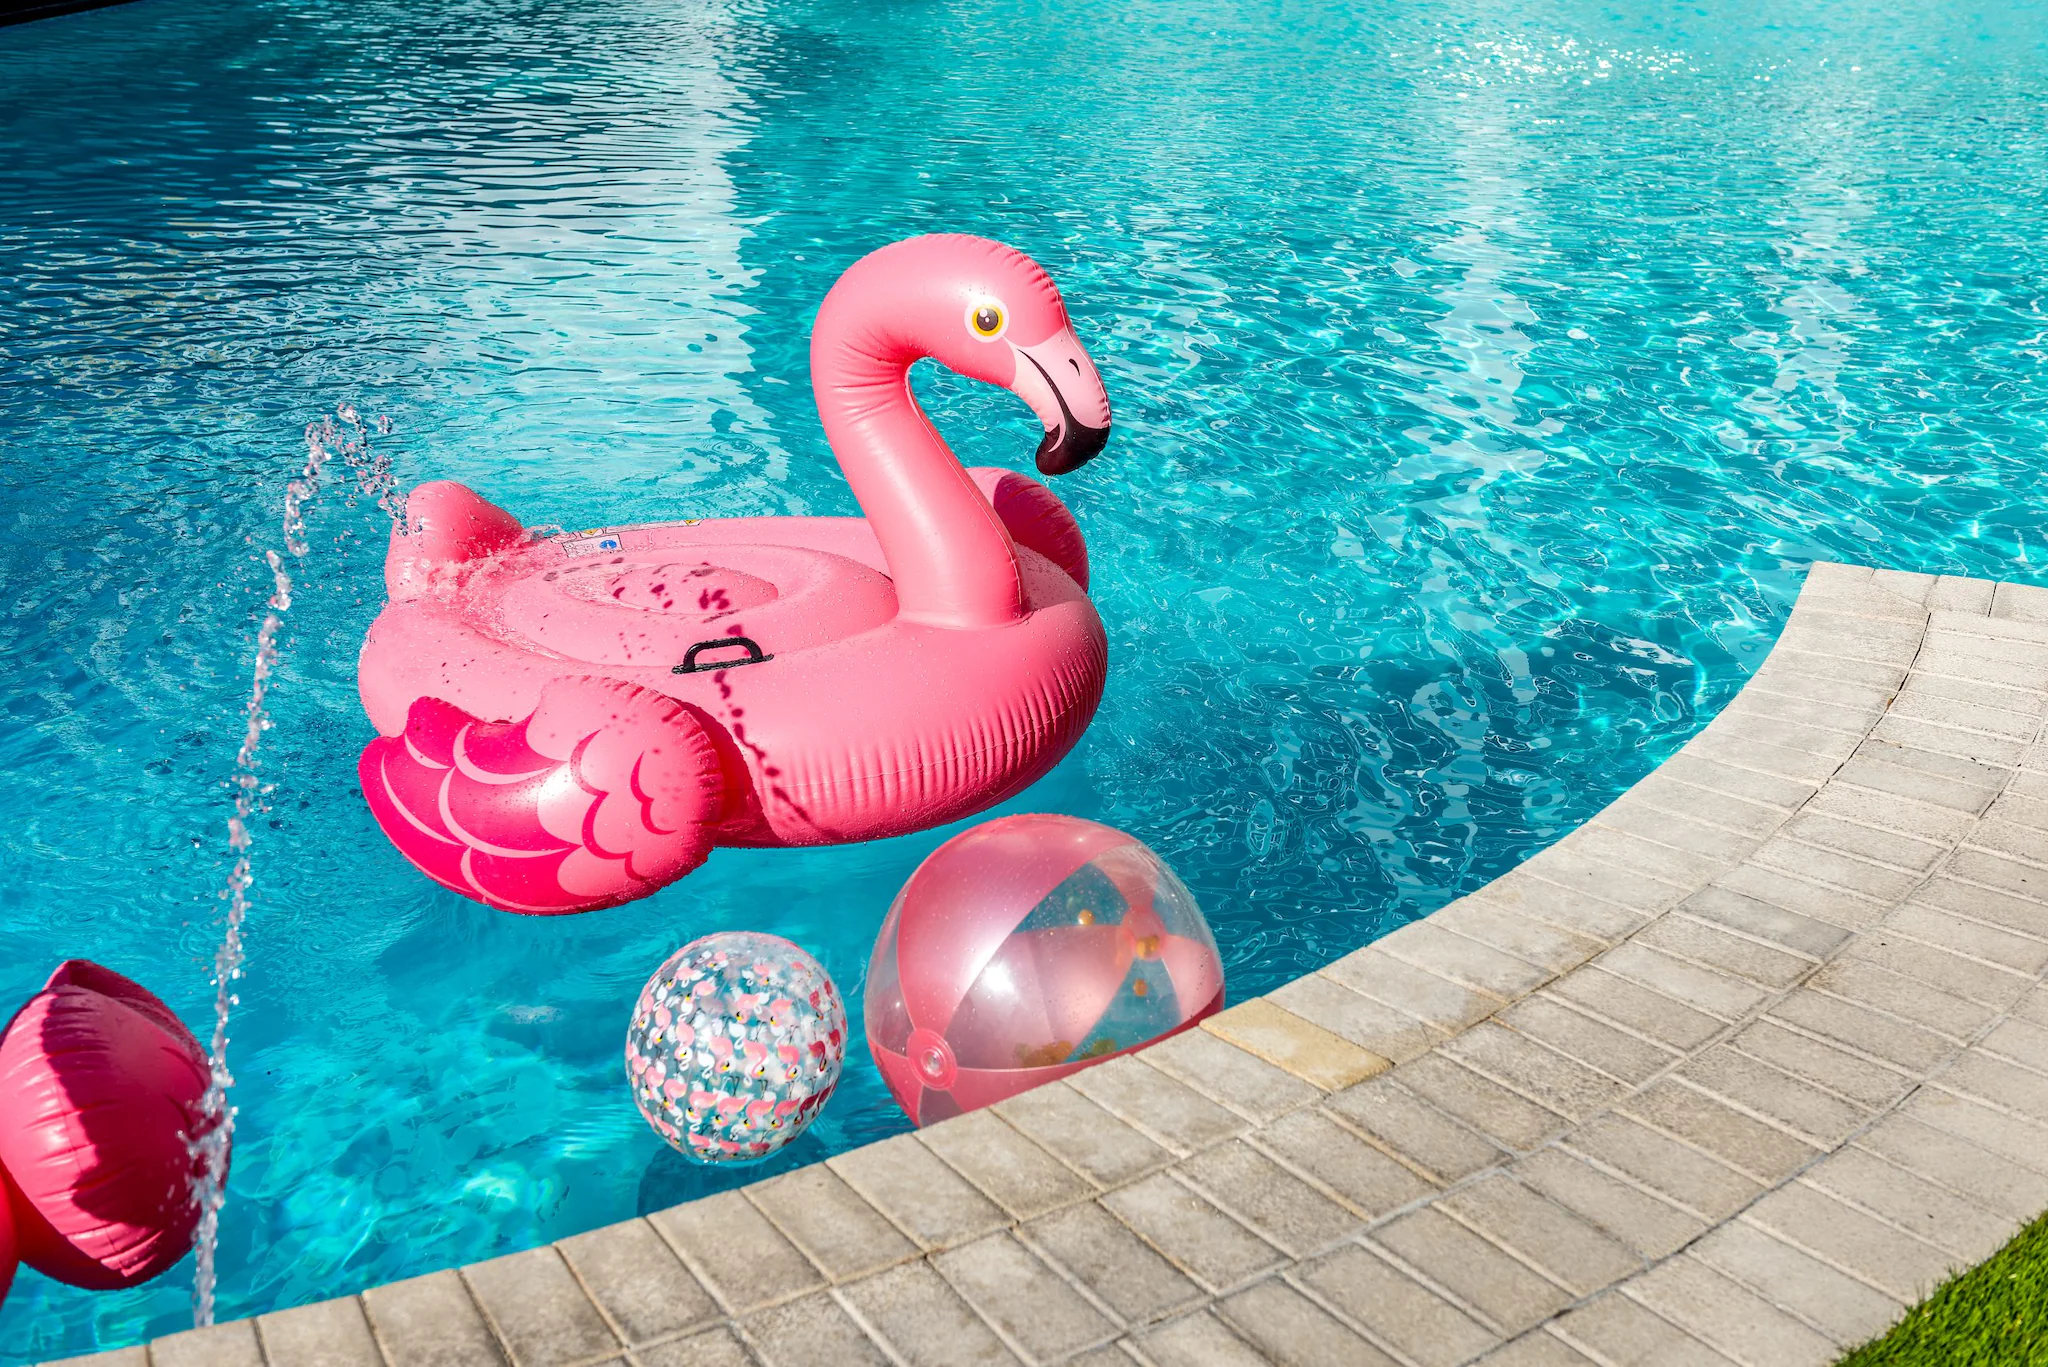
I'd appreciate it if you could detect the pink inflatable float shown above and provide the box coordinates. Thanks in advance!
[865,815,1225,1125]
[0,961,216,1305]
[0,1174,13,1305]
[357,235,1113,914]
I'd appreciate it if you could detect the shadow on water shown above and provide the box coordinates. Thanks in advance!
[635,1130,829,1216]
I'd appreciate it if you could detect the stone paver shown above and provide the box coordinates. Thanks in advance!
[1441,1020,1631,1120]
[1137,1310,1270,1367]
[1690,1217,1904,1349]
[747,1164,918,1281]
[361,1271,507,1367]
[1268,970,1449,1063]
[1022,1198,1206,1326]
[149,1323,263,1367]
[1065,1054,1248,1153]
[991,1078,1173,1187]
[1549,966,1727,1051]
[1437,1174,1642,1294]
[1512,1146,1707,1259]
[1142,1027,1322,1123]
[1371,1205,1574,1335]
[1552,1291,1738,1367]
[1326,1076,1511,1183]
[1394,1052,1572,1151]
[933,1231,1117,1361]
[1101,1172,1286,1293]
[1624,1254,1838,1365]
[557,1216,718,1345]
[1178,1141,1358,1252]
[99,563,2048,1367]
[740,1292,889,1367]
[1214,1277,1395,1366]
[1747,1181,1962,1303]
[1496,995,1680,1086]
[637,1327,750,1367]
[839,1260,1021,1366]
[255,1298,385,1367]
[916,1107,1097,1219]
[463,1246,621,1366]
[1295,1241,1497,1367]
[829,1132,1008,1251]
[1249,1106,1437,1217]
[1201,997,1390,1089]
[647,1188,823,1314]
[1564,1112,1763,1223]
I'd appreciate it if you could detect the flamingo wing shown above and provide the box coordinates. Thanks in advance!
[359,677,726,914]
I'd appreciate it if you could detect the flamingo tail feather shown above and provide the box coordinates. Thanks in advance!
[359,678,725,915]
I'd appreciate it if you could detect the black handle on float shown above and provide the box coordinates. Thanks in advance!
[673,636,774,675]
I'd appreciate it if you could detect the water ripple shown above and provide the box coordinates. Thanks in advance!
[2,0,2045,1354]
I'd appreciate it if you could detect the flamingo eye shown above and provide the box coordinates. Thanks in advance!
[967,301,1006,340]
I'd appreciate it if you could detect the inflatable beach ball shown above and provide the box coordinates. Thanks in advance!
[0,960,216,1295]
[625,932,846,1164]
[866,814,1224,1126]
[0,1182,13,1306]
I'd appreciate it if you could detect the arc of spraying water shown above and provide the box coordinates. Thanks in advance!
[190,404,400,1326]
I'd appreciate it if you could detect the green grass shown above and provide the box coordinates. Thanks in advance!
[1837,1206,2048,1365]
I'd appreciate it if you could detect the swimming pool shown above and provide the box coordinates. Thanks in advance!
[2,0,2044,1353]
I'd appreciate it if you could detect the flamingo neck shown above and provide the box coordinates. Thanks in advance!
[810,320,1024,629]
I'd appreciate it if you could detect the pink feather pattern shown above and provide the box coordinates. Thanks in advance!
[359,677,725,914]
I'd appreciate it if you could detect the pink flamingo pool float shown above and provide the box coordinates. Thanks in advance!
[357,235,1114,913]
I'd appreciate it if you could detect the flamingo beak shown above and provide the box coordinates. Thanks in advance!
[1013,328,1112,475]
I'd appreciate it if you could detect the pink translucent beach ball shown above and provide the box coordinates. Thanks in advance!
[865,814,1224,1126]
[625,933,846,1165]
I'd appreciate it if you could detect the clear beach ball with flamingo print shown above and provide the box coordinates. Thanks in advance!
[625,932,847,1164]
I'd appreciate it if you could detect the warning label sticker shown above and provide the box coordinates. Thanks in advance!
[559,529,624,559]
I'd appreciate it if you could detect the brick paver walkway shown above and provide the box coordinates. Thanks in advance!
[58,562,2048,1366]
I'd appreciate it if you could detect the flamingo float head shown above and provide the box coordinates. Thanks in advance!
[814,234,1113,475]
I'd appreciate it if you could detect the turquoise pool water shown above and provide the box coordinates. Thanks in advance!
[3,0,2045,1352]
